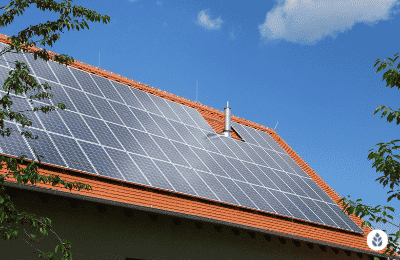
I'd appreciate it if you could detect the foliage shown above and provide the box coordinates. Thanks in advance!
[0,0,110,259]
[338,53,400,258]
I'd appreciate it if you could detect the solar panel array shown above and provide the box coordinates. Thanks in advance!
[0,43,363,233]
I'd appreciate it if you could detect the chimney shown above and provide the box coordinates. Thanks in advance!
[223,101,231,137]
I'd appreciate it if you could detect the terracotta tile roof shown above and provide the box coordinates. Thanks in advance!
[0,33,395,257]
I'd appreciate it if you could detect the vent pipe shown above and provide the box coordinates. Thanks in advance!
[223,101,231,137]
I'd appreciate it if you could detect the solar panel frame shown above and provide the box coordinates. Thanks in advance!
[252,145,282,170]
[34,102,72,137]
[327,203,364,233]
[209,135,237,159]
[242,162,279,190]
[259,166,294,194]
[168,120,204,149]
[257,130,287,154]
[279,153,310,178]
[186,128,220,154]
[166,101,197,127]
[300,197,338,228]
[209,153,246,182]
[284,193,323,224]
[266,150,295,174]
[129,107,166,138]
[231,122,259,146]
[251,185,293,218]
[268,189,309,221]
[182,105,214,132]
[39,80,77,112]
[148,94,181,122]
[0,122,35,160]
[220,137,253,163]
[149,114,185,143]
[225,157,263,186]
[234,181,277,214]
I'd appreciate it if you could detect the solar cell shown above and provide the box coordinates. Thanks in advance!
[175,166,219,201]
[314,200,351,230]
[37,80,77,112]
[130,89,163,116]
[0,122,34,160]
[170,141,209,172]
[209,135,237,158]
[225,157,263,186]
[105,148,150,186]
[149,135,190,167]
[182,105,214,132]
[196,170,238,205]
[289,174,322,200]
[238,142,267,166]
[34,102,71,137]
[25,78,52,106]
[231,122,259,146]
[243,126,272,149]
[283,193,322,224]
[4,50,27,69]
[83,116,123,150]
[242,162,279,190]
[87,94,123,125]
[149,114,185,143]
[216,176,258,209]
[259,166,294,194]
[251,185,292,218]
[148,94,180,121]
[9,97,44,130]
[153,160,197,196]
[279,153,309,178]
[63,87,100,118]
[252,145,282,170]
[49,133,95,174]
[220,137,252,162]
[166,101,197,127]
[234,181,276,213]
[266,150,295,174]
[129,107,166,138]
[190,147,229,178]
[24,53,57,82]
[209,153,246,182]
[268,189,309,221]
[91,74,123,103]
[301,197,338,228]
[48,61,82,90]
[129,153,174,191]
[69,68,103,97]
[327,203,364,233]
[111,81,144,109]
[129,129,169,161]
[25,128,65,167]
[257,130,287,154]
[58,110,97,143]
[78,141,123,180]
[301,177,334,203]
[108,101,144,131]
[276,171,308,197]
[168,120,203,149]
[106,123,147,156]
[186,128,220,154]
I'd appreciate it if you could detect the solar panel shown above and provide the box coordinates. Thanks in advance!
[69,68,103,97]
[91,74,123,103]
[25,53,57,82]
[48,61,82,90]
[0,122,34,160]
[0,59,364,233]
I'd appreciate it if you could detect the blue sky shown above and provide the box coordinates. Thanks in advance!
[1,0,400,234]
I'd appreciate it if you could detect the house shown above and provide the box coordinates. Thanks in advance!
[0,33,395,260]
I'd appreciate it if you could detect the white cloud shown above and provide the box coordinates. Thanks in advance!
[197,9,224,30]
[259,0,400,44]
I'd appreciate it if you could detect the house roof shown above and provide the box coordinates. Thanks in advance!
[0,33,395,258]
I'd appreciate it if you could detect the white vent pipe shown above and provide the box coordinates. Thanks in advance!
[223,101,231,137]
